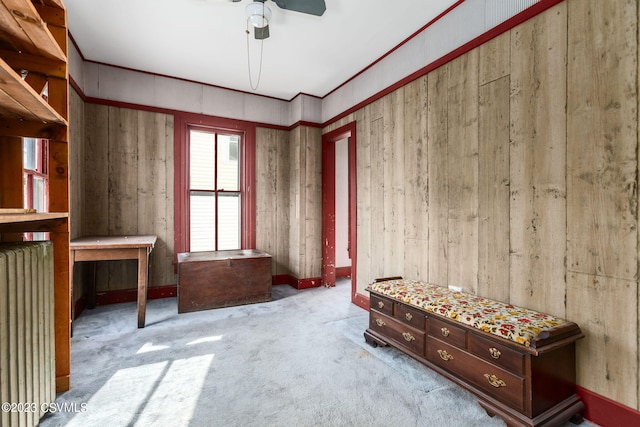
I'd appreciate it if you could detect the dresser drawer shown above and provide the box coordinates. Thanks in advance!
[426,337,525,412]
[370,294,393,316]
[427,316,467,349]
[370,312,425,356]
[394,302,426,330]
[469,334,525,375]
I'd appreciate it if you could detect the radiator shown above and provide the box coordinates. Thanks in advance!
[1,241,55,427]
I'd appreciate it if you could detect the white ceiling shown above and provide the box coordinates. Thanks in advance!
[64,0,458,100]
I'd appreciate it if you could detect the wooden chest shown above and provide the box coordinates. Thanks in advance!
[365,279,585,427]
[177,249,272,313]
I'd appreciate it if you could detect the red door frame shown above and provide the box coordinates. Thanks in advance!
[322,122,357,300]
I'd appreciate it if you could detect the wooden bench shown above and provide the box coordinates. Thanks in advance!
[364,277,585,427]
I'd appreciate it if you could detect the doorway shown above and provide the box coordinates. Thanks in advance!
[321,122,357,302]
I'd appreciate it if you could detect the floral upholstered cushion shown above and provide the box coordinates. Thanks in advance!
[368,279,571,347]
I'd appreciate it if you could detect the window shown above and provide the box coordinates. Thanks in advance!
[189,129,241,251]
[174,113,256,258]
[23,137,49,240]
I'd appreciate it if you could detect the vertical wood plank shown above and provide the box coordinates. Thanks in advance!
[69,88,85,240]
[288,128,301,278]
[478,76,510,301]
[107,107,138,290]
[382,90,405,277]
[355,106,372,292]
[447,52,479,292]
[427,66,449,286]
[83,103,109,236]
[403,76,429,281]
[275,129,291,276]
[566,0,638,281]
[478,30,511,301]
[256,127,278,271]
[137,111,172,286]
[565,0,639,409]
[50,232,68,392]
[303,127,322,279]
[478,31,511,86]
[509,4,567,314]
[567,273,638,409]
[84,104,110,293]
[369,99,385,281]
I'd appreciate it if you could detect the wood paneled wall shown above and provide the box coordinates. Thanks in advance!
[77,104,176,292]
[255,127,291,276]
[324,0,640,410]
[287,126,322,279]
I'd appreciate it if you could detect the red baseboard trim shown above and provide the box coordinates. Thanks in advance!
[272,274,294,286]
[336,266,352,278]
[577,386,640,427]
[297,277,322,289]
[352,292,369,311]
[74,285,178,319]
[272,274,323,289]
[95,284,178,306]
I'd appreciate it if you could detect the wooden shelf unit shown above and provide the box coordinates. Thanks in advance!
[0,0,71,393]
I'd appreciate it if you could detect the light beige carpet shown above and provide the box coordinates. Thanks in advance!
[40,279,596,427]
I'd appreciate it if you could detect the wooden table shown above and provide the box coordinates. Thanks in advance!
[70,235,157,328]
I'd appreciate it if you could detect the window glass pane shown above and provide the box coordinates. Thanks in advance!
[217,134,239,191]
[23,138,37,170]
[190,130,215,190]
[33,176,47,213]
[189,192,216,252]
[218,193,240,250]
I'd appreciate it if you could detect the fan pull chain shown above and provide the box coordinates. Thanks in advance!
[246,20,265,91]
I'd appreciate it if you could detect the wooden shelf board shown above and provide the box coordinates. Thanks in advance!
[0,211,67,223]
[0,0,66,62]
[0,211,68,233]
[0,56,67,124]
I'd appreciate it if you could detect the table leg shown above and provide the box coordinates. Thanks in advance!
[137,248,148,328]
[69,252,74,336]
[88,261,97,309]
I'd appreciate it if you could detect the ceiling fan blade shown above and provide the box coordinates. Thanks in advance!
[272,0,326,16]
[255,24,270,40]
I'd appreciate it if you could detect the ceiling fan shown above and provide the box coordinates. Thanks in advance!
[233,0,327,40]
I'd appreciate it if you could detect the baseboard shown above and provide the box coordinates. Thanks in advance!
[352,292,369,311]
[336,266,352,278]
[74,285,178,318]
[272,274,322,289]
[95,284,177,306]
[577,386,640,427]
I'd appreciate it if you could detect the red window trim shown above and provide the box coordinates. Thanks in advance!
[173,112,256,260]
[23,138,49,240]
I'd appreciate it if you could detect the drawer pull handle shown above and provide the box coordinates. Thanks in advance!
[484,374,506,388]
[405,312,413,321]
[402,332,415,342]
[441,327,450,337]
[375,318,386,327]
[489,347,501,359]
[378,301,385,309]
[437,350,453,361]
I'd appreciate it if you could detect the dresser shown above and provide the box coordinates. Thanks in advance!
[364,278,585,427]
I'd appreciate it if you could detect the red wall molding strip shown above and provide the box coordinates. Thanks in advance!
[577,386,640,427]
